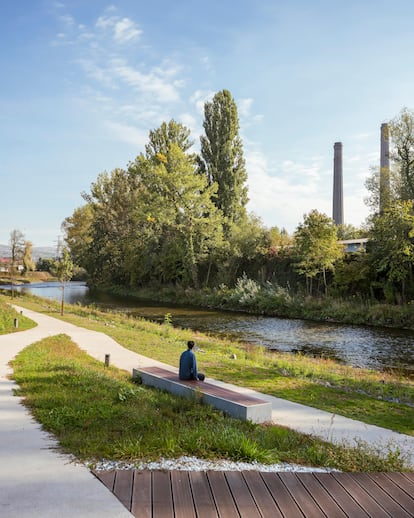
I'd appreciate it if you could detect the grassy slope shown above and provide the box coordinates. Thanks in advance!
[11,334,409,471]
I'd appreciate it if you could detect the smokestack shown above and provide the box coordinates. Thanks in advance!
[333,142,344,226]
[380,123,390,213]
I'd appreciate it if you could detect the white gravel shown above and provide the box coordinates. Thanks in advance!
[87,456,337,473]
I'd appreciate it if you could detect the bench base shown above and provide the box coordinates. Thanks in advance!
[133,366,272,423]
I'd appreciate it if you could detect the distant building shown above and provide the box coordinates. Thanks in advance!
[338,238,368,253]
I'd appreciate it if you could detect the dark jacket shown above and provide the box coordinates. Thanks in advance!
[179,349,198,380]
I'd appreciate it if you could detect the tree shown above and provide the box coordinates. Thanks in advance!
[81,167,143,286]
[9,229,25,298]
[22,241,35,273]
[145,119,193,157]
[367,200,414,302]
[365,108,414,214]
[62,204,94,271]
[293,210,343,296]
[130,142,224,288]
[390,107,414,202]
[52,247,73,315]
[199,89,248,228]
[218,214,270,285]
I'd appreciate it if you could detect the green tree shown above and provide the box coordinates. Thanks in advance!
[145,119,193,157]
[81,168,143,286]
[294,210,343,296]
[130,142,224,288]
[199,89,248,228]
[365,108,414,215]
[390,107,414,202]
[219,214,270,285]
[368,200,414,302]
[336,223,366,241]
[52,247,73,315]
[62,205,94,271]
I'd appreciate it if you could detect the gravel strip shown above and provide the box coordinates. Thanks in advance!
[86,456,337,472]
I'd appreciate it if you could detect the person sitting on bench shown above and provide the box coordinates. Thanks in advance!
[179,340,205,381]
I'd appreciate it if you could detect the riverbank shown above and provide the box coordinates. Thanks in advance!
[6,274,414,331]
[94,280,414,331]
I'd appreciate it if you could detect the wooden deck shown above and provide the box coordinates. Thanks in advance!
[94,469,414,517]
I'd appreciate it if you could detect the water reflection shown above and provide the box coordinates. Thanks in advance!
[4,282,414,374]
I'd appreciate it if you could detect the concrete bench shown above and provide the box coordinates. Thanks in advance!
[132,366,272,423]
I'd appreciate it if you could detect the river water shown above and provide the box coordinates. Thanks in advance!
[6,281,414,375]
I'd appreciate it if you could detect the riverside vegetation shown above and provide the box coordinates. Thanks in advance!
[2,294,413,472]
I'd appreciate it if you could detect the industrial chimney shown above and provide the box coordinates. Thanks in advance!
[333,142,344,226]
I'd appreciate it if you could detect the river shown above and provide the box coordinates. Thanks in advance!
[6,281,414,375]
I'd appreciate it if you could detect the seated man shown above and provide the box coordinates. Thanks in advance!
[179,340,205,381]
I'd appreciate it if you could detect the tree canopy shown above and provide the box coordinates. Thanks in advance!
[199,89,248,228]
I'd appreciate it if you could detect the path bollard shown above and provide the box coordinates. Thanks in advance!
[104,354,110,367]
[14,318,18,329]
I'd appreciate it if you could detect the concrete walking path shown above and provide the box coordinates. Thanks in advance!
[1,306,413,516]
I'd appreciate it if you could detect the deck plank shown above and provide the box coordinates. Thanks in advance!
[95,469,414,518]
[224,471,262,518]
[113,470,133,510]
[94,470,115,491]
[189,471,218,518]
[152,471,174,518]
[131,471,152,518]
[332,472,390,517]
[352,472,413,518]
[260,472,304,518]
[242,471,284,517]
[313,473,369,517]
[382,473,414,512]
[170,472,196,518]
[295,472,348,517]
[207,471,240,518]
[278,472,326,517]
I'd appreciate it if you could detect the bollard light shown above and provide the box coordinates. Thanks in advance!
[104,354,110,367]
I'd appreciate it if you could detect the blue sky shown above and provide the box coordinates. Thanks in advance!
[1,0,414,246]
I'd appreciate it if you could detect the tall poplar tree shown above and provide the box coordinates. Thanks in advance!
[199,89,248,226]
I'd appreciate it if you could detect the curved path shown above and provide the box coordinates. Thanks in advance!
[0,306,413,516]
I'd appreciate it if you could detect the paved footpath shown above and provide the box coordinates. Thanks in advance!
[1,306,413,516]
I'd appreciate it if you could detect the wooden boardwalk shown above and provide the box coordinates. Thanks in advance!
[94,469,414,517]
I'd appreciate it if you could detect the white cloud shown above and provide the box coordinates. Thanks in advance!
[59,14,75,27]
[238,98,253,118]
[109,58,181,102]
[76,59,117,89]
[96,15,141,43]
[244,147,335,232]
[114,18,142,43]
[190,90,215,114]
[105,121,148,148]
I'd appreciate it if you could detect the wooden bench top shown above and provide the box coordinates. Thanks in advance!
[139,366,268,407]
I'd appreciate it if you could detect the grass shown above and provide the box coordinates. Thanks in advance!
[11,334,409,471]
[4,292,413,437]
[0,298,36,334]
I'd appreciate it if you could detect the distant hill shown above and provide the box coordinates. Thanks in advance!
[0,244,56,261]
